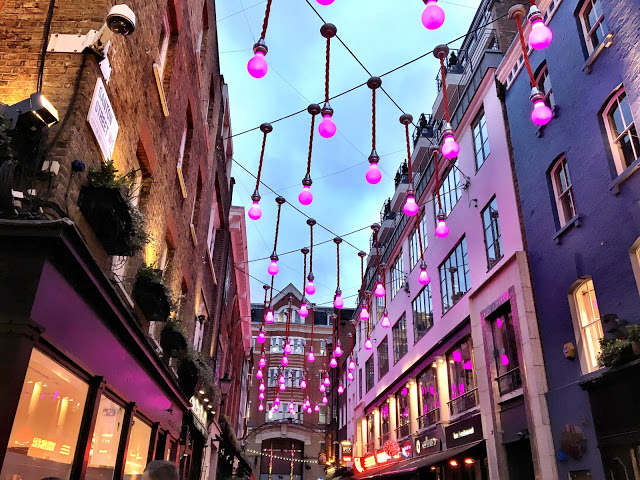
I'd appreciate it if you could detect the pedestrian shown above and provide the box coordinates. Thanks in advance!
[142,460,179,480]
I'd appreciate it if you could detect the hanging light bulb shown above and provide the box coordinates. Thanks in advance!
[347,371,354,382]
[440,124,460,159]
[248,192,262,221]
[288,401,294,410]
[364,338,373,350]
[318,103,336,139]
[300,378,307,389]
[348,358,356,371]
[317,0,335,5]
[527,5,552,49]
[281,355,289,367]
[268,254,279,276]
[314,404,320,412]
[530,88,553,126]
[259,392,265,400]
[284,342,293,355]
[338,384,344,394]
[324,375,331,386]
[322,395,328,404]
[299,302,309,318]
[256,369,263,379]
[274,395,280,405]
[279,375,286,385]
[403,190,419,216]
[421,0,445,30]
[259,383,265,392]
[435,212,450,238]
[307,406,313,414]
[360,304,370,321]
[334,341,343,357]
[257,329,266,344]
[279,383,286,391]
[366,151,382,185]
[320,384,326,393]
[329,357,338,368]
[374,281,386,298]
[334,289,344,309]
[307,348,315,363]
[265,309,275,324]
[299,174,314,206]
[306,273,316,296]
[247,39,269,78]
[258,403,264,412]
[381,311,391,329]
[419,262,431,286]
[259,356,267,368]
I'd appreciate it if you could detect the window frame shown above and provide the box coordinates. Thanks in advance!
[390,250,404,298]
[377,337,389,379]
[365,357,375,392]
[569,278,604,374]
[439,237,471,314]
[392,314,408,364]
[433,161,462,220]
[550,155,578,227]
[481,196,503,270]
[409,216,428,269]
[579,0,609,54]
[602,88,640,175]
[412,285,433,343]
[535,63,555,109]
[472,110,490,170]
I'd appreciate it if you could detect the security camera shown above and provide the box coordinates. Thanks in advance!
[107,5,136,36]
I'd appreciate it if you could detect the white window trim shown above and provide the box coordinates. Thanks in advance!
[176,126,188,198]
[579,0,607,54]
[567,278,603,374]
[603,88,639,175]
[550,156,577,227]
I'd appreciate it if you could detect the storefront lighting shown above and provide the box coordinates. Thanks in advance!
[449,459,458,467]
[0,92,59,130]
[464,458,474,465]
[430,466,436,471]
[198,389,205,395]
[203,398,209,403]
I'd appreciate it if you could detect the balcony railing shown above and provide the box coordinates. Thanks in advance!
[366,440,375,454]
[417,408,440,430]
[394,162,409,189]
[496,367,522,396]
[379,432,391,445]
[448,388,479,416]
[395,423,410,439]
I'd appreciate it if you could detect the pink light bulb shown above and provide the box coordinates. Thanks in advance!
[501,354,510,366]
[338,384,344,394]
[247,51,268,78]
[268,260,279,276]
[288,401,294,410]
[298,186,313,206]
[257,331,266,344]
[322,396,328,404]
[419,268,431,286]
[320,384,326,393]
[334,344,343,357]
[364,338,373,350]
[308,350,315,363]
[318,115,336,138]
[348,359,356,371]
[324,376,331,386]
[259,356,266,368]
[435,218,449,238]
[248,201,262,220]
[314,404,320,412]
[366,163,382,185]
[305,281,316,296]
[531,100,552,126]
[274,396,280,404]
[347,372,354,381]
[265,310,274,324]
[529,19,553,50]
[381,315,390,329]
[360,306,370,321]
[452,351,462,362]
[258,403,264,411]
[317,0,335,4]
[284,342,293,355]
[374,282,386,298]
[256,370,263,379]
[300,378,307,389]
[307,407,312,413]
[259,383,265,392]
[299,303,309,318]
[441,135,460,159]
[334,294,344,309]
[259,392,265,400]
[279,375,286,385]
[330,357,338,368]
[421,0,445,30]
[281,355,289,367]
[279,383,286,391]
[403,195,419,216]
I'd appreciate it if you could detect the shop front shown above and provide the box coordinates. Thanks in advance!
[0,221,193,480]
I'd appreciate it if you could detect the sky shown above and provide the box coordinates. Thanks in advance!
[215,0,482,305]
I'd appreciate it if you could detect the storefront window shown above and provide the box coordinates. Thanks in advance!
[417,364,439,429]
[379,403,390,444]
[490,310,522,396]
[1,349,89,480]
[447,338,478,416]
[124,417,152,480]
[366,413,375,453]
[395,387,410,439]
[87,396,126,480]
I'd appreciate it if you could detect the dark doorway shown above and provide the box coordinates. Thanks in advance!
[259,438,304,480]
[505,439,535,480]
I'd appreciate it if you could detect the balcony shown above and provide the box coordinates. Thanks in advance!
[395,422,410,440]
[379,432,391,445]
[366,440,375,454]
[390,162,409,212]
[448,388,479,416]
[418,407,440,430]
[496,367,522,396]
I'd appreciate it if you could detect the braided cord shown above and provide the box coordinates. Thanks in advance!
[309,225,314,273]
[306,114,316,175]
[325,37,331,103]
[435,150,443,211]
[336,242,340,289]
[372,88,377,151]
[260,0,273,40]
[273,201,282,253]
[439,57,452,123]
[405,123,413,186]
[255,131,268,191]
[514,13,537,87]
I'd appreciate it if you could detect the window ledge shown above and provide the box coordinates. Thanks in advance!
[583,31,615,74]
[535,105,560,138]
[497,388,523,404]
[553,214,582,245]
[608,156,640,194]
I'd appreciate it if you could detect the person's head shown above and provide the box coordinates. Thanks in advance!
[142,460,179,480]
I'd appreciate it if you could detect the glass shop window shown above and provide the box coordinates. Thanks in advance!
[123,417,152,480]
[87,396,126,480]
[0,349,89,480]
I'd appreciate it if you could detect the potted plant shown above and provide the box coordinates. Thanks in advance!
[626,324,640,357]
[133,265,172,323]
[78,160,150,256]
[160,319,188,358]
[597,337,633,368]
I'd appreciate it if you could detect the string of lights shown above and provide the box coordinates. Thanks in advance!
[246,449,318,464]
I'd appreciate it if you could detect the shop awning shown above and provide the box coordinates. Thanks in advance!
[216,435,252,474]
[352,441,485,480]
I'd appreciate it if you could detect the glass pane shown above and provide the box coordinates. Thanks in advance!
[1,350,89,480]
[619,93,632,128]
[448,339,476,400]
[87,396,126,480]
[611,102,625,136]
[123,418,151,480]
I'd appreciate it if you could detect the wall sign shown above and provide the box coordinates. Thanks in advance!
[445,413,483,448]
[87,78,119,160]
[399,438,413,459]
[414,433,441,456]
[340,441,353,462]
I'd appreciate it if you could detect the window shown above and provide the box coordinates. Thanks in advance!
[358,368,363,399]
[365,357,374,392]
[481,197,503,269]
[292,338,305,355]
[417,365,439,429]
[392,314,408,363]
[124,418,151,477]
[1,350,89,480]
[409,216,428,269]
[366,413,375,453]
[270,337,284,353]
[390,251,404,298]
[395,386,410,439]
[267,367,279,387]
[318,405,328,424]
[447,337,478,416]
[439,238,471,313]
[550,156,577,227]
[536,63,555,108]
[320,340,327,356]
[377,337,389,379]
[434,161,461,218]
[158,0,178,97]
[176,107,193,199]
[604,89,640,174]
[491,309,522,395]
[573,279,604,372]
[379,403,390,443]
[412,286,433,343]
[189,172,203,245]
[579,0,609,54]
[197,2,209,80]
[472,111,490,169]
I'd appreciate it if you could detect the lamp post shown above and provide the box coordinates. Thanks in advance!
[219,372,232,414]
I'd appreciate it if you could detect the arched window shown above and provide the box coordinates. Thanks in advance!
[603,88,639,174]
[571,278,603,373]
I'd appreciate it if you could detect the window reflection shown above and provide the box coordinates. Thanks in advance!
[87,396,125,480]
[123,418,151,480]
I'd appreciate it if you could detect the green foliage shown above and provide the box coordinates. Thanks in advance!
[137,264,164,284]
[129,206,152,252]
[597,337,632,368]
[625,323,640,343]
[87,160,127,189]
[0,115,13,162]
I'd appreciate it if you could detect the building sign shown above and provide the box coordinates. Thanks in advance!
[340,441,353,462]
[399,438,413,459]
[87,78,119,160]
[363,453,377,469]
[414,433,440,456]
[318,452,327,465]
[31,437,56,451]
[189,396,208,436]
[354,457,365,473]
[445,413,483,448]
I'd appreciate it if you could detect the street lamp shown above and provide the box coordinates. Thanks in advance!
[219,372,232,407]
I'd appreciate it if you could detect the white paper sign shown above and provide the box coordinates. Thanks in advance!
[87,78,119,160]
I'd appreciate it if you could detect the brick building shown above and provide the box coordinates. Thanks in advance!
[0,1,251,480]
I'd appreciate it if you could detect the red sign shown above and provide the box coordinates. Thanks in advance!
[354,457,364,473]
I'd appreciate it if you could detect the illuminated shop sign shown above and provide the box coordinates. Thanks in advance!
[414,433,441,457]
[445,413,483,448]
[354,457,364,473]
[363,454,377,469]
[341,441,353,462]
[31,437,56,451]
[375,451,389,464]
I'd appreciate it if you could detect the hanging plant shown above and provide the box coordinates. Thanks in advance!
[133,264,172,323]
[597,337,633,368]
[160,318,188,358]
[625,324,640,357]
